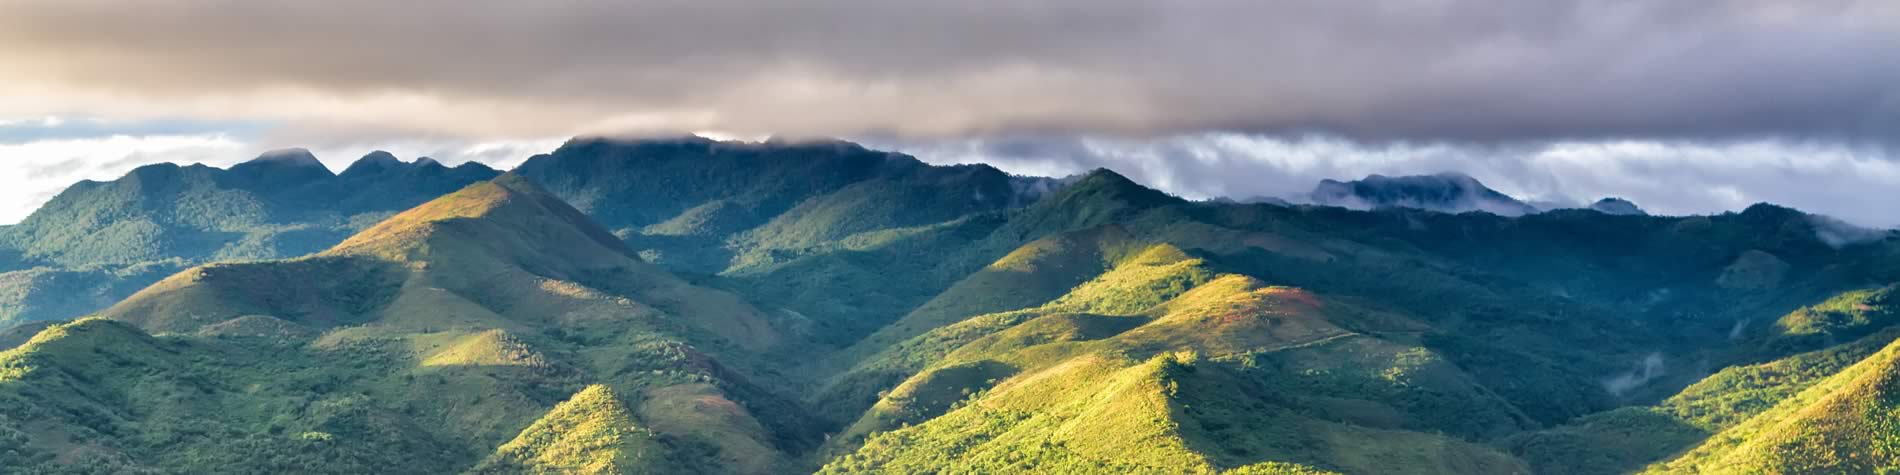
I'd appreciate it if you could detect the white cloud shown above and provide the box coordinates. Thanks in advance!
[0,131,565,225]
[878,134,1900,228]
[8,128,1900,232]
[298,137,568,171]
[0,133,248,224]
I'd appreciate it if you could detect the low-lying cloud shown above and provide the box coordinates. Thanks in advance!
[0,127,562,224]
[871,134,1900,228]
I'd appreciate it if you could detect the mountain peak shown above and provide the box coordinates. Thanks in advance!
[241,148,325,168]
[1308,172,1536,217]
[339,151,405,178]
[1589,197,1646,216]
[360,150,399,163]
[1053,168,1171,205]
[336,152,461,179]
[229,148,334,184]
[1062,168,1143,193]
[326,174,628,262]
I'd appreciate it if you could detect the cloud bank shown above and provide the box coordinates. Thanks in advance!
[0,0,1894,141]
[3,1,1899,228]
[873,134,1900,228]
[0,118,561,224]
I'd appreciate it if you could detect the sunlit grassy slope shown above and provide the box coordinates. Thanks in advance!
[1507,290,1900,475]
[472,385,669,474]
[1643,335,1900,474]
[817,242,1537,473]
[2,176,822,473]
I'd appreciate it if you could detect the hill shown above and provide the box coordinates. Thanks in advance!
[0,150,498,325]
[513,136,1053,274]
[1645,334,1900,473]
[3,176,818,473]
[471,385,670,474]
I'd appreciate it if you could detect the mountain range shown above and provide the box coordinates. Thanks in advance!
[2,136,1899,474]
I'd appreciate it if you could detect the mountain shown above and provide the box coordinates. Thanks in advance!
[471,385,669,474]
[510,136,1075,347]
[6,136,1900,473]
[1308,173,1539,216]
[1589,198,1647,216]
[0,150,498,325]
[512,136,1055,273]
[1,175,816,473]
[103,173,789,351]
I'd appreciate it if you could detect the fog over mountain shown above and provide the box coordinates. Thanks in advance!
[1306,173,1538,217]
[873,134,1900,228]
[1589,198,1647,216]
[1,1,1898,226]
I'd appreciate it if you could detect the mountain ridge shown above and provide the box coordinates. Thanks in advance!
[4,136,1900,473]
[1308,172,1540,216]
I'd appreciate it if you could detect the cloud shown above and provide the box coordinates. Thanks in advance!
[872,134,1900,228]
[0,0,1893,142]
[0,117,270,144]
[0,125,563,224]
[8,125,1900,235]
[299,137,569,171]
[0,134,249,224]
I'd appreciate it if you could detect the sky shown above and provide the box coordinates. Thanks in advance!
[1,1,1898,226]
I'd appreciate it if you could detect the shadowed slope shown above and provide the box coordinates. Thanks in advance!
[100,175,781,350]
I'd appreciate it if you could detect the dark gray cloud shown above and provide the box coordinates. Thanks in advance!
[0,0,1894,141]
[5,1,1900,227]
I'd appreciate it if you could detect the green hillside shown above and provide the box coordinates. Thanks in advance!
[1645,336,1900,474]
[2,175,819,473]
[0,150,498,325]
[4,137,1900,473]
[471,385,670,474]
[819,252,1540,473]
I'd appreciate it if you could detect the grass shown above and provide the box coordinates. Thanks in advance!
[0,176,826,474]
[473,385,668,474]
[0,156,495,324]
[821,262,1541,473]
[414,329,551,368]
[1508,327,1900,474]
[1645,336,1900,474]
[823,352,1526,474]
